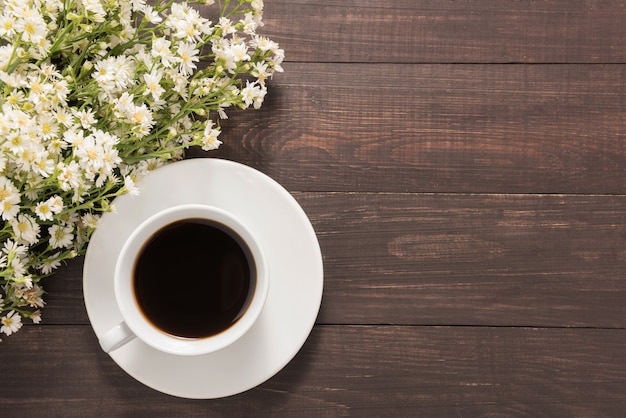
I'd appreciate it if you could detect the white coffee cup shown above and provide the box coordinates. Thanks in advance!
[99,204,269,356]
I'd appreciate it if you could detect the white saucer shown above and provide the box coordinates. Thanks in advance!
[83,159,324,399]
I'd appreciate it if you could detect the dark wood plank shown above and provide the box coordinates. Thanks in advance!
[37,192,626,329]
[306,192,626,328]
[38,260,86,325]
[197,63,626,194]
[1,325,624,416]
[260,0,626,64]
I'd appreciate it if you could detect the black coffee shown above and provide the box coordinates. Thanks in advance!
[133,218,256,339]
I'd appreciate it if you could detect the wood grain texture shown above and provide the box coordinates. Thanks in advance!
[1,326,624,417]
[194,62,626,194]
[259,0,626,64]
[303,192,626,328]
[37,192,626,329]
[3,0,626,414]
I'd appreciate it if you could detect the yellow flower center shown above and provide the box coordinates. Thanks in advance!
[30,81,43,94]
[24,22,36,36]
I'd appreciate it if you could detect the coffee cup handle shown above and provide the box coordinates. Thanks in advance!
[99,322,136,353]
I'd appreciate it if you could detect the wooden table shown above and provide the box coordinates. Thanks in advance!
[2,1,626,416]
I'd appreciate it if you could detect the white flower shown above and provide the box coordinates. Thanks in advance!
[40,259,61,274]
[93,55,136,93]
[26,74,53,106]
[212,38,250,73]
[0,13,17,38]
[48,224,74,249]
[176,41,199,76]
[241,81,267,109]
[38,113,59,140]
[34,196,62,221]
[73,107,97,129]
[4,107,34,140]
[92,58,116,91]
[32,149,55,177]
[81,213,100,229]
[15,11,48,44]
[0,176,20,203]
[131,0,147,13]
[174,21,200,42]
[128,103,154,136]
[54,108,73,128]
[81,0,106,22]
[63,128,85,148]
[143,69,165,101]
[101,143,122,175]
[251,62,270,84]
[10,255,27,277]
[165,68,189,98]
[57,161,83,191]
[0,197,20,221]
[133,45,153,67]
[4,90,25,109]
[201,120,222,151]
[30,310,42,324]
[113,92,135,117]
[218,17,235,35]
[0,47,14,72]
[34,201,53,221]
[58,211,79,227]
[0,67,26,88]
[14,275,33,289]
[10,213,40,245]
[39,253,62,274]
[168,5,210,42]
[272,49,285,73]
[2,240,27,258]
[14,142,39,173]
[21,285,45,308]
[142,5,162,24]
[0,176,21,221]
[230,41,250,63]
[1,310,22,336]
[151,37,177,68]
[75,134,104,176]
[240,12,260,35]
[123,175,140,196]
[251,0,264,13]
[48,195,64,213]
[251,35,284,72]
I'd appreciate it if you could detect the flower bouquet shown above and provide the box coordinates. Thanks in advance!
[0,0,283,340]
